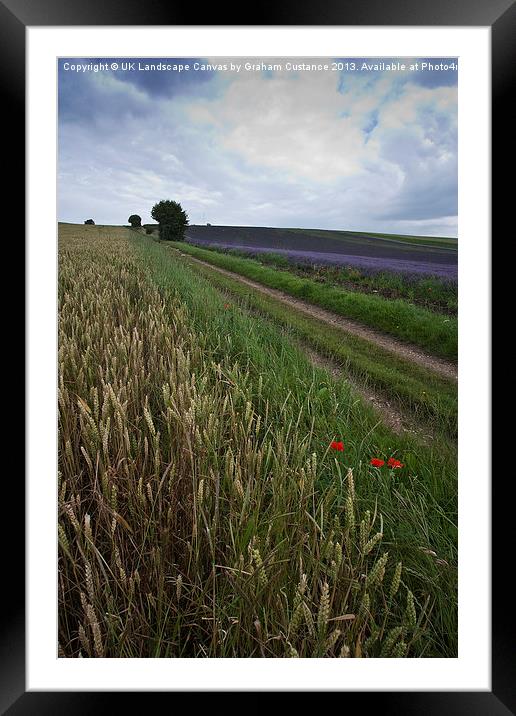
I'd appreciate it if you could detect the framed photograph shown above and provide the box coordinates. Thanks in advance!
[7,0,509,707]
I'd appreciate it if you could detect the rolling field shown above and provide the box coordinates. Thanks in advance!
[185,225,458,279]
[168,241,458,360]
[189,244,458,314]
[58,224,457,658]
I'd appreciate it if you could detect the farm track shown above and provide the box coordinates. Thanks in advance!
[171,247,458,381]
[297,342,434,442]
[170,247,449,442]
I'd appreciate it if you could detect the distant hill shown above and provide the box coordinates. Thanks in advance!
[184,225,457,266]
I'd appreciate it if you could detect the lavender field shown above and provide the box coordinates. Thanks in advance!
[185,225,458,280]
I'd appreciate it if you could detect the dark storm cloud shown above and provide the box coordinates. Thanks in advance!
[58,70,146,125]
[374,115,457,221]
[376,174,457,221]
[100,58,217,98]
[58,58,217,125]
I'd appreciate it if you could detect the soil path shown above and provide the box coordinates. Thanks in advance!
[299,343,434,442]
[170,247,448,441]
[172,248,457,381]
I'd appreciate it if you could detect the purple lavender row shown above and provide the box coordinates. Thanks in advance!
[192,241,458,281]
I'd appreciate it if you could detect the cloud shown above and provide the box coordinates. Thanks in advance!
[58,57,457,236]
[58,57,217,125]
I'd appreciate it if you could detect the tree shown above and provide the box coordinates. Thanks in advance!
[151,200,189,241]
[128,214,142,227]
[84,219,95,225]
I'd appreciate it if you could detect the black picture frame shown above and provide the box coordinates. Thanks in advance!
[6,0,511,709]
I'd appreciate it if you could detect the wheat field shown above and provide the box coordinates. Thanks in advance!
[58,225,447,658]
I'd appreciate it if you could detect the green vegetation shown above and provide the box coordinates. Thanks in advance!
[128,214,142,227]
[195,244,458,314]
[169,241,458,360]
[151,199,189,241]
[168,248,458,438]
[134,231,457,656]
[58,225,457,659]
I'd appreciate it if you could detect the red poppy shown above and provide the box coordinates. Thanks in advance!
[370,458,385,467]
[387,457,404,469]
[330,441,344,452]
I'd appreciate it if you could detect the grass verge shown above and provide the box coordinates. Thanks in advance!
[169,247,458,439]
[170,241,457,359]
[195,244,458,314]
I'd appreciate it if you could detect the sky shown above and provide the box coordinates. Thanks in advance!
[58,57,458,237]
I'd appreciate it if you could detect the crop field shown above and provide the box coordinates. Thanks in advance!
[58,223,457,659]
[180,244,458,314]
[185,225,458,280]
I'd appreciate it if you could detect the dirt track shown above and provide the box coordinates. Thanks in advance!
[172,248,458,382]
[298,342,434,441]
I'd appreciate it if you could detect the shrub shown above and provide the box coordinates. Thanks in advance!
[158,224,177,242]
[128,214,142,228]
[145,227,154,235]
[151,200,188,241]
[84,219,95,225]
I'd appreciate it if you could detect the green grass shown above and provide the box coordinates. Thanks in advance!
[171,249,458,439]
[169,241,458,360]
[194,244,458,314]
[131,234,457,657]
